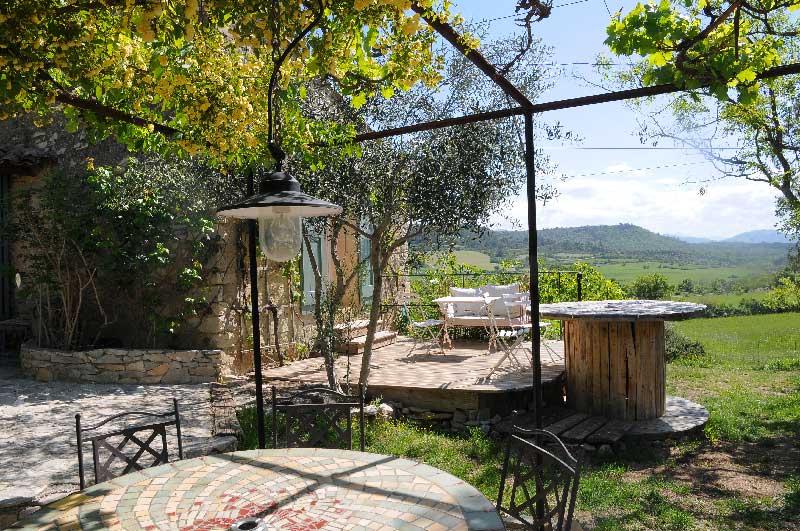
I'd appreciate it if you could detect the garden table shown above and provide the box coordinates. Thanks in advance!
[432,295,501,351]
[12,448,504,531]
[538,300,706,421]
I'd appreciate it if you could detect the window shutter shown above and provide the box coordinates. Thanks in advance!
[301,230,326,314]
[359,221,373,303]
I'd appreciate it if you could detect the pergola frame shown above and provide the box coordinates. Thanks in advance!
[32,2,800,433]
[352,6,800,430]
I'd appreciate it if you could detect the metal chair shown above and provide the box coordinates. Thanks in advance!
[75,398,183,489]
[401,292,445,355]
[272,385,365,451]
[497,428,582,531]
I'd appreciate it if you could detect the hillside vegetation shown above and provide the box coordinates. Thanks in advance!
[414,224,790,273]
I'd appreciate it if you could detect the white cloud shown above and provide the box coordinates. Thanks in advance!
[491,163,781,240]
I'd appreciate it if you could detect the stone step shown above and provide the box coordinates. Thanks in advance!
[333,319,383,341]
[337,331,397,355]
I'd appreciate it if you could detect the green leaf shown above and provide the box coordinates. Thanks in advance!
[351,92,367,108]
[735,68,757,83]
[648,51,672,67]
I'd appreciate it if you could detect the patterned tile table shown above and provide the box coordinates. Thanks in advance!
[11,448,504,531]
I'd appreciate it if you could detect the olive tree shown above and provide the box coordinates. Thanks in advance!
[296,33,564,388]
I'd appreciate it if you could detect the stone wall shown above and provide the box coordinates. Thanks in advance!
[20,344,222,384]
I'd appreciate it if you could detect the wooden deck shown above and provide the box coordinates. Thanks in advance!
[264,336,566,414]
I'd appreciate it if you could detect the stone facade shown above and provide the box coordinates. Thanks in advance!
[19,344,223,384]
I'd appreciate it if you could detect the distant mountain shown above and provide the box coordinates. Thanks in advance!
[412,223,791,269]
[723,229,792,244]
[668,234,714,244]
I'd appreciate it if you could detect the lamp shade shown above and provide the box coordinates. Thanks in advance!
[217,171,342,219]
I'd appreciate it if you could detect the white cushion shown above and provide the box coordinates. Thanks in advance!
[448,287,484,316]
[482,283,522,318]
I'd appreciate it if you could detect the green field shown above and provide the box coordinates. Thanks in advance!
[592,259,772,285]
[677,290,773,307]
[425,250,498,270]
[672,313,800,367]
[432,251,777,290]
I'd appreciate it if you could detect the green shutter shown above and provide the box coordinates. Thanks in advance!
[359,221,373,303]
[301,230,325,314]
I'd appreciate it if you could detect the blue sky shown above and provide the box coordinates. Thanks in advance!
[449,0,781,239]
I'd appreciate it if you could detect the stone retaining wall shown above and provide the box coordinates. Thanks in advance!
[20,344,222,384]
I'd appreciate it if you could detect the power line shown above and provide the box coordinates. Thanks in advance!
[564,160,709,178]
[542,146,742,150]
[478,0,592,24]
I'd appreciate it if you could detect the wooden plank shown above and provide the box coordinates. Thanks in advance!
[654,321,666,417]
[586,419,633,444]
[598,322,610,417]
[561,416,608,443]
[591,321,602,415]
[544,413,590,436]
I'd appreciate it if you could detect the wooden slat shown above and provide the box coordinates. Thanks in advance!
[544,413,590,436]
[586,419,633,444]
[561,416,607,443]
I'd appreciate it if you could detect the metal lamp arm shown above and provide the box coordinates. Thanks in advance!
[267,0,325,166]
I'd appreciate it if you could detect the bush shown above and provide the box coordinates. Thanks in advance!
[665,324,707,363]
[627,273,674,300]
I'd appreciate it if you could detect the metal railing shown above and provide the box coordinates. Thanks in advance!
[381,269,584,305]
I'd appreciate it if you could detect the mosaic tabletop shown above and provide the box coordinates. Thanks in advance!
[11,448,504,531]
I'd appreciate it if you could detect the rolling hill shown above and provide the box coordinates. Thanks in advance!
[412,224,791,273]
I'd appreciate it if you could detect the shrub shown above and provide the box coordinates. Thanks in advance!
[665,324,707,363]
[627,273,674,300]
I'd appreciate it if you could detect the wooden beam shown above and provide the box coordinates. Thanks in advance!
[411,2,534,108]
[353,61,800,143]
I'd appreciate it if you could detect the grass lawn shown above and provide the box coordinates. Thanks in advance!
[241,314,800,530]
[671,313,800,367]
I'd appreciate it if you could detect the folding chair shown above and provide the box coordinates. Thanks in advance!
[401,292,445,355]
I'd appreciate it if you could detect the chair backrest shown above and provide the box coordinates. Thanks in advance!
[497,428,581,531]
[75,398,183,489]
[272,385,365,451]
[501,292,529,322]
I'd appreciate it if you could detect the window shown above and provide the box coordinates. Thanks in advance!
[359,220,373,304]
[300,229,326,315]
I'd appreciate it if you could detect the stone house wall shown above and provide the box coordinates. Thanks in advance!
[0,114,374,378]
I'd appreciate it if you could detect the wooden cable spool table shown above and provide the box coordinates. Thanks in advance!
[539,300,706,421]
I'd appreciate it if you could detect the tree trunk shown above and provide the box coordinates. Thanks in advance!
[303,232,341,391]
[358,246,384,390]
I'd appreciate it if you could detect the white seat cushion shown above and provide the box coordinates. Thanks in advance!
[482,283,522,318]
[448,287,484,316]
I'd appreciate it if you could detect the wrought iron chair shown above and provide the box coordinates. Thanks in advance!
[75,398,183,489]
[271,385,365,451]
[497,428,582,531]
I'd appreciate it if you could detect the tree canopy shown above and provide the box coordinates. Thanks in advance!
[0,0,463,164]
[606,0,800,238]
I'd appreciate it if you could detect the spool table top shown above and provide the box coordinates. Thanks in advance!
[13,448,504,531]
[538,299,706,321]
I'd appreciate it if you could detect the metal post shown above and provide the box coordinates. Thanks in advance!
[577,272,583,302]
[524,112,542,430]
[247,168,266,449]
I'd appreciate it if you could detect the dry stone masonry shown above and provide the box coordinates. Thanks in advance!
[20,344,222,384]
